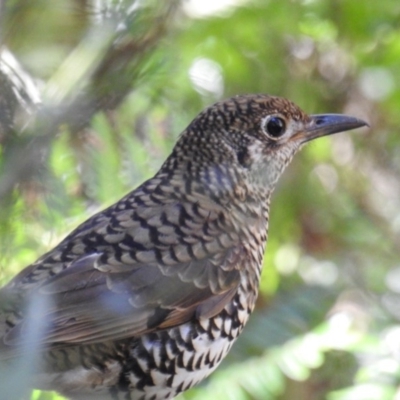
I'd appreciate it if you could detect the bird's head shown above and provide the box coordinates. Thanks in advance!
[163,94,368,199]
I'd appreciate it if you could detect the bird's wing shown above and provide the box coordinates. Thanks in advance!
[3,198,246,346]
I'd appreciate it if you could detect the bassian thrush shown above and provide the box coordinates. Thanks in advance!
[0,94,367,400]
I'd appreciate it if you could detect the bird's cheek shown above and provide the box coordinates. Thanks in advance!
[275,139,303,160]
[246,141,270,165]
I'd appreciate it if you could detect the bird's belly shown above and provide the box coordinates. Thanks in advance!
[37,322,237,400]
[122,289,251,399]
[122,319,238,399]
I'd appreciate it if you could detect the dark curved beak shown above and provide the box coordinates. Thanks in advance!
[300,114,369,143]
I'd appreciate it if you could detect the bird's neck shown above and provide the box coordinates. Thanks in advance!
[156,158,272,235]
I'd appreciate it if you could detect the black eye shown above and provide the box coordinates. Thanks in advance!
[265,117,286,138]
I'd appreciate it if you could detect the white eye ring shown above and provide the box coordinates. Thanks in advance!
[262,115,287,139]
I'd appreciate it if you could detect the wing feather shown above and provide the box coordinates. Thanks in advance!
[2,198,245,348]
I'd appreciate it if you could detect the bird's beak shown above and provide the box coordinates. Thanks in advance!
[297,114,369,143]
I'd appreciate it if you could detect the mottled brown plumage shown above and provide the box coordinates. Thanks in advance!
[0,94,367,400]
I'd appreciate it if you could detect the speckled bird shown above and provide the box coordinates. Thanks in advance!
[0,94,367,400]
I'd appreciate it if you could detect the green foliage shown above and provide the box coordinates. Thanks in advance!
[1,0,400,399]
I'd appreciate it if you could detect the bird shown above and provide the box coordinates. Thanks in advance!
[0,94,367,400]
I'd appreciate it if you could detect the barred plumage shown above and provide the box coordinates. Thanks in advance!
[0,94,367,399]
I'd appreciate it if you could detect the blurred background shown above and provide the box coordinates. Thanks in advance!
[0,0,399,399]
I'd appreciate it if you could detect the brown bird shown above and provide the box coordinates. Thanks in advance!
[0,94,367,400]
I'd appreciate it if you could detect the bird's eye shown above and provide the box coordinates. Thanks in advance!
[264,117,286,138]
